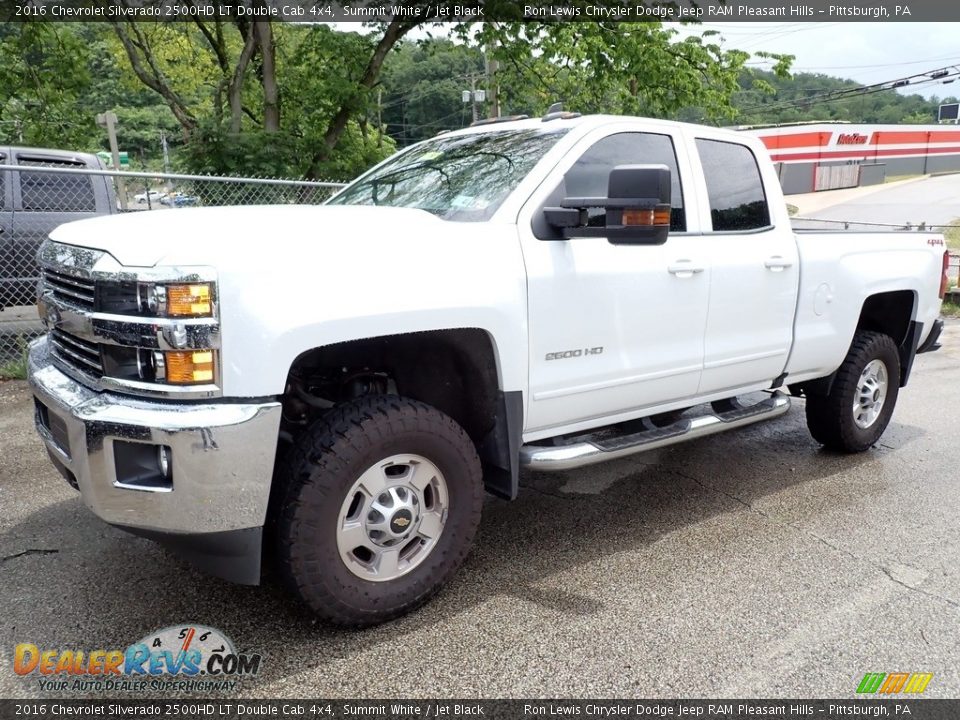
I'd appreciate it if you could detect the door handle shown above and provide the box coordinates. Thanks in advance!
[764,256,793,271]
[668,261,705,278]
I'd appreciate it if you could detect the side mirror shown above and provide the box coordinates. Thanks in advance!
[544,164,672,245]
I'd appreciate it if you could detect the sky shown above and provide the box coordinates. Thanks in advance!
[697,22,960,99]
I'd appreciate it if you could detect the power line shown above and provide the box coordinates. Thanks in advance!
[784,54,960,71]
[737,64,960,115]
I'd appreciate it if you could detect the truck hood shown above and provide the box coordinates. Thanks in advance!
[47,205,452,268]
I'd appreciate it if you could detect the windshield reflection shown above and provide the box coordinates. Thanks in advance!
[328,128,569,222]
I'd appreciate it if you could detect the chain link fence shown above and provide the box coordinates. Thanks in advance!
[0,164,346,368]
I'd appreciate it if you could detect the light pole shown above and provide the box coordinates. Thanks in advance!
[461,77,486,124]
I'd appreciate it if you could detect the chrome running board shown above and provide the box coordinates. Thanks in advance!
[519,393,791,472]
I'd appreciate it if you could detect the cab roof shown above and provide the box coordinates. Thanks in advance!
[437,113,738,140]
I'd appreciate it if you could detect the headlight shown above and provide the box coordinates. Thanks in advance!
[152,350,216,384]
[139,283,214,318]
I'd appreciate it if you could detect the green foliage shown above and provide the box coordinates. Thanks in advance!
[470,23,779,124]
[0,336,29,381]
[313,123,396,181]
[0,24,97,149]
[944,218,960,251]
[941,300,960,318]
[13,20,950,185]
[0,23,182,164]
[179,121,393,181]
[179,124,302,177]
[379,39,485,144]
[732,69,954,126]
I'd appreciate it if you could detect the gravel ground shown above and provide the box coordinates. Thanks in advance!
[0,322,958,700]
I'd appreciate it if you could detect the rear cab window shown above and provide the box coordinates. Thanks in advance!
[695,138,771,232]
[16,154,97,213]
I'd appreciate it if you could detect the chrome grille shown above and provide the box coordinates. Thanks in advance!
[43,268,96,310]
[50,328,104,378]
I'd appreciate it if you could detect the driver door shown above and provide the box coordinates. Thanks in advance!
[518,127,711,436]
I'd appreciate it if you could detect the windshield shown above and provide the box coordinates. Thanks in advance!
[328,128,569,221]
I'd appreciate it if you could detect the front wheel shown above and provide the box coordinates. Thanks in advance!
[805,330,901,452]
[275,395,483,626]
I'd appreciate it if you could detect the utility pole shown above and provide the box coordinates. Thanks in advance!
[139,148,153,210]
[377,87,384,149]
[96,111,128,210]
[471,76,479,123]
[160,130,171,175]
[486,41,500,119]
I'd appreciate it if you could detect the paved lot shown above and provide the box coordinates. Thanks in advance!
[798,173,960,228]
[1,322,958,699]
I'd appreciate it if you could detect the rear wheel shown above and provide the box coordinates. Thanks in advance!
[805,331,901,452]
[275,395,483,626]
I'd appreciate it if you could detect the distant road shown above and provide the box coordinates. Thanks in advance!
[799,173,960,229]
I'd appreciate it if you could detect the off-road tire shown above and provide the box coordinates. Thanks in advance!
[805,331,901,452]
[275,395,483,627]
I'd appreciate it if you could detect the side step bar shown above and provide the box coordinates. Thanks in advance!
[519,393,791,472]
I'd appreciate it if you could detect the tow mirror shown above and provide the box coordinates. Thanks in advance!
[544,164,672,245]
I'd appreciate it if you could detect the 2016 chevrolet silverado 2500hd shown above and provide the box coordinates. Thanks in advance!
[28,113,947,626]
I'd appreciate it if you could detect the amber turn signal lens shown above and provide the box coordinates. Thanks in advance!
[165,350,215,384]
[622,206,671,227]
[166,284,212,317]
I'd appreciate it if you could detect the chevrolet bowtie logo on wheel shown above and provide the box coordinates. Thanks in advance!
[856,672,934,694]
[393,516,410,528]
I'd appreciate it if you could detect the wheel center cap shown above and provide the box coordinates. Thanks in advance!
[389,509,415,536]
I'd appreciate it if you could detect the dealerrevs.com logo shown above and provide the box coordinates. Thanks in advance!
[14,624,261,693]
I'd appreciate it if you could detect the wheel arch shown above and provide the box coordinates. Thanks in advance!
[856,289,918,387]
[793,289,918,397]
[282,328,522,499]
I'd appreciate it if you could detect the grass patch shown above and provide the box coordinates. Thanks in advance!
[942,300,960,318]
[0,354,27,380]
[0,336,29,381]
[942,218,960,251]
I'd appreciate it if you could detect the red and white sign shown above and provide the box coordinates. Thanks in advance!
[836,133,869,145]
[741,123,960,164]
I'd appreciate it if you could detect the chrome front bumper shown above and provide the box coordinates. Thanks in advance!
[28,337,281,582]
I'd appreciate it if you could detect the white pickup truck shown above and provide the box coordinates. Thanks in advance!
[28,112,947,626]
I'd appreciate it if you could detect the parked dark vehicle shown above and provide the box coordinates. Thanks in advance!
[160,191,199,207]
[0,147,116,309]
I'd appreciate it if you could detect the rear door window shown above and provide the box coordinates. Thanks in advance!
[17,156,96,212]
[695,139,771,232]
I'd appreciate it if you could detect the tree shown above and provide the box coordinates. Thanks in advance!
[102,9,790,179]
[0,24,181,165]
[106,19,394,178]
[379,39,486,145]
[0,24,96,149]
[473,23,790,123]
[731,69,955,126]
